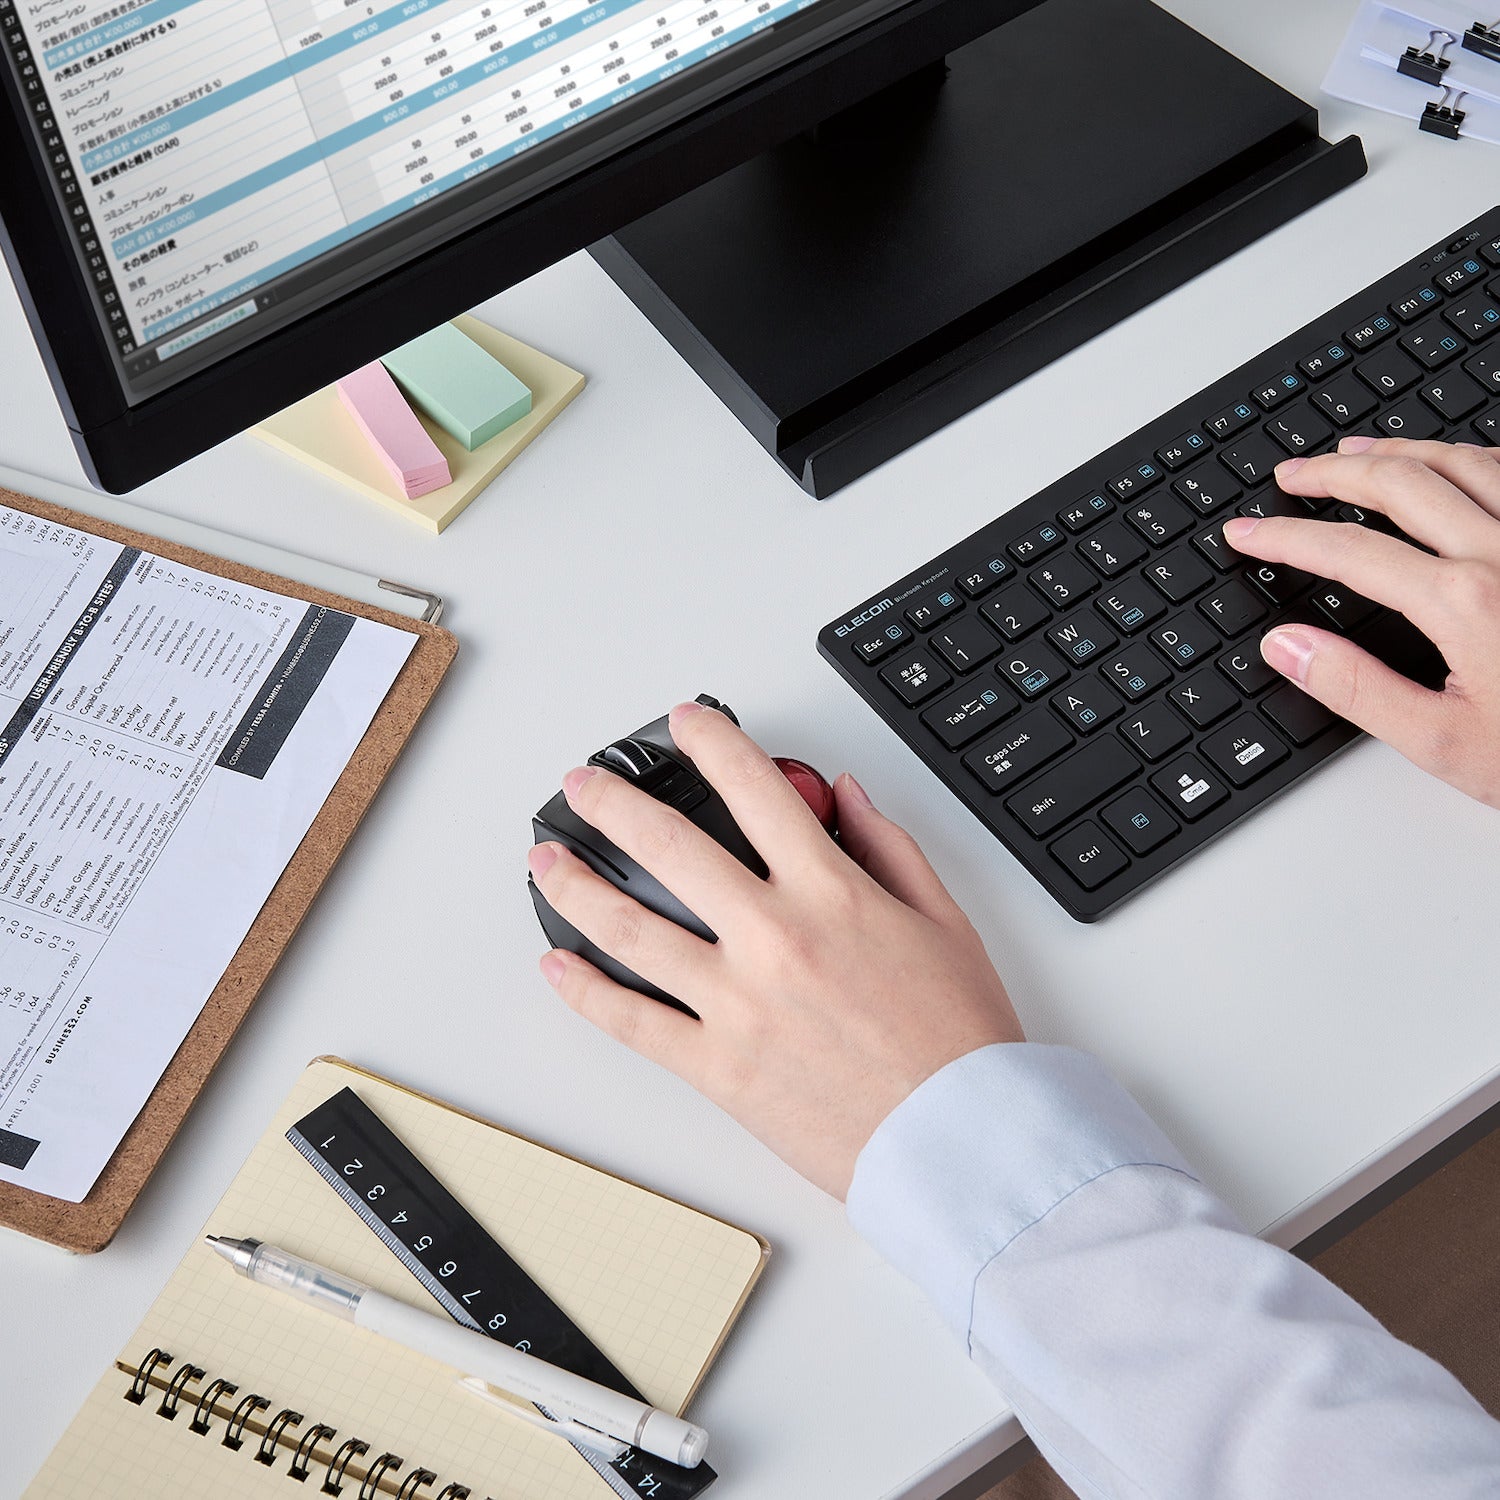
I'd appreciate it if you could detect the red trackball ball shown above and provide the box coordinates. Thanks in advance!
[773,758,837,834]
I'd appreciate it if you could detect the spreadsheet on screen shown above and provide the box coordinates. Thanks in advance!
[0,0,827,394]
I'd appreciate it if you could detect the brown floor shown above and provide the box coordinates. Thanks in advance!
[982,1128,1500,1500]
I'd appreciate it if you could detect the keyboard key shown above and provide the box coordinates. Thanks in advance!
[1220,430,1282,485]
[1028,555,1099,609]
[1375,398,1443,441]
[1172,463,1242,515]
[1096,578,1167,634]
[1149,614,1219,668]
[1192,525,1238,572]
[1008,522,1064,565]
[905,585,962,630]
[1116,699,1190,760]
[1165,669,1239,728]
[1201,714,1290,787]
[1217,643,1278,694]
[1144,547,1214,602]
[956,554,1013,597]
[1108,461,1164,502]
[1204,400,1257,440]
[1252,372,1305,409]
[1123,495,1195,547]
[1261,682,1339,745]
[1420,371,1487,421]
[1100,646,1172,702]
[1391,285,1441,322]
[1400,319,1465,369]
[932,617,1002,673]
[880,652,952,705]
[1198,578,1268,635]
[1049,821,1130,890]
[1312,372,1378,427]
[983,585,1051,640]
[996,641,1069,699]
[1006,739,1140,837]
[1236,490,1313,521]
[1354,346,1422,397]
[1298,343,1350,381]
[1265,406,1334,457]
[1047,612,1118,665]
[922,681,1018,749]
[1149,754,1230,820]
[1156,431,1210,470]
[1344,313,1396,350]
[1474,409,1500,444]
[1443,296,1500,340]
[1059,493,1113,533]
[1101,787,1180,854]
[1078,522,1149,578]
[1482,235,1500,268]
[1244,560,1314,606]
[1463,350,1500,396]
[1050,679,1125,734]
[1311,584,1379,633]
[1436,255,1486,293]
[852,621,910,663]
[963,710,1073,795]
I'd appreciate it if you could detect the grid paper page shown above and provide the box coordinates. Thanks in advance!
[25,1058,766,1500]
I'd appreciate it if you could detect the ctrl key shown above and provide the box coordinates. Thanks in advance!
[1049,821,1129,890]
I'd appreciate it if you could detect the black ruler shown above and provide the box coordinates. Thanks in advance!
[287,1087,715,1499]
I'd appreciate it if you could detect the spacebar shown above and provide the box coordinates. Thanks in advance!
[1004,739,1141,838]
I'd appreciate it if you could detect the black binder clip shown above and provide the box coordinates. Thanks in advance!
[1462,18,1500,62]
[1420,86,1468,138]
[1400,29,1458,83]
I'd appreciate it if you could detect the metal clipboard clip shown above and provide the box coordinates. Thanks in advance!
[1420,85,1469,137]
[1399,28,1458,83]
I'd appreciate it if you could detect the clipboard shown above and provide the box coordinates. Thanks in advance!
[0,485,459,1253]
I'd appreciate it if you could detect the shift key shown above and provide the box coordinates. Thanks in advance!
[1004,738,1141,837]
[963,709,1073,795]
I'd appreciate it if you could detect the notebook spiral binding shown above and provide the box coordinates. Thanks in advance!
[122,1348,479,1500]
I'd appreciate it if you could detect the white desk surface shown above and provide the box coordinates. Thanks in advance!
[4,2,1499,1496]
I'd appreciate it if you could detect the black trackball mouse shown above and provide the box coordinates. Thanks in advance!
[529,696,833,1014]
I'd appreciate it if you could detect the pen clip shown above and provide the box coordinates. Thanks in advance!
[456,1377,628,1461]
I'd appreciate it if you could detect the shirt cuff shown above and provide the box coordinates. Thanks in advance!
[845,1043,1198,1341]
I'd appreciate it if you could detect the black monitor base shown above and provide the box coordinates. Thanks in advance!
[590,0,1366,499]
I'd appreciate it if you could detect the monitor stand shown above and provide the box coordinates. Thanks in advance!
[590,0,1366,499]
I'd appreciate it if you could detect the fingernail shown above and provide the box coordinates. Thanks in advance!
[1275,456,1307,478]
[1339,435,1377,454]
[539,951,568,987]
[528,843,560,880]
[669,700,706,725]
[1261,626,1317,686]
[1223,516,1258,543]
[562,765,599,799]
[840,772,873,809]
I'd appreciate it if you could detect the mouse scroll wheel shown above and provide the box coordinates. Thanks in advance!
[600,740,662,778]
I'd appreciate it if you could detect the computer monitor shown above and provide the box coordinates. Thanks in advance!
[0,0,1361,495]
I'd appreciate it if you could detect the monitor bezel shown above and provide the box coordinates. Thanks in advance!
[0,0,1015,491]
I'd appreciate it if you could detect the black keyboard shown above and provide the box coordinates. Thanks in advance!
[818,209,1500,921]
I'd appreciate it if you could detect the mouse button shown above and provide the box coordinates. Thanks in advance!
[532,811,632,887]
[652,768,709,814]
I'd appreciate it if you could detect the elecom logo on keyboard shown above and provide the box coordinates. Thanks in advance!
[834,599,895,637]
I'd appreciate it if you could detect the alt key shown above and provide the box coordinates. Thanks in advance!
[1049,821,1130,890]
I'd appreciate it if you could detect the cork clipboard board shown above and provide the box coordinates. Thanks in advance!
[0,487,458,1253]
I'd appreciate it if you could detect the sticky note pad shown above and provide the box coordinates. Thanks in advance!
[336,360,451,498]
[381,323,532,450]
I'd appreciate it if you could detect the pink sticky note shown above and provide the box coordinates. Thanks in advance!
[337,360,451,499]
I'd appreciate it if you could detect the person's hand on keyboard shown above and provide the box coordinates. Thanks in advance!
[528,699,1023,1200]
[1224,434,1500,810]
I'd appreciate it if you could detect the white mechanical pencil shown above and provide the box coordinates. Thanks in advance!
[206,1235,708,1468]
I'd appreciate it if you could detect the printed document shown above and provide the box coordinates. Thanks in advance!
[0,504,415,1201]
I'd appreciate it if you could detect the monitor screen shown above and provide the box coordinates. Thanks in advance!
[0,0,913,408]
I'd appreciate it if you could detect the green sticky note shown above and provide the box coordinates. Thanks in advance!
[381,323,533,450]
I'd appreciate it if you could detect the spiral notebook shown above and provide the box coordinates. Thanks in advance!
[22,1058,768,1499]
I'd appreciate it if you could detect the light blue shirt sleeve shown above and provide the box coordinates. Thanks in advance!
[846,1043,1500,1500]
